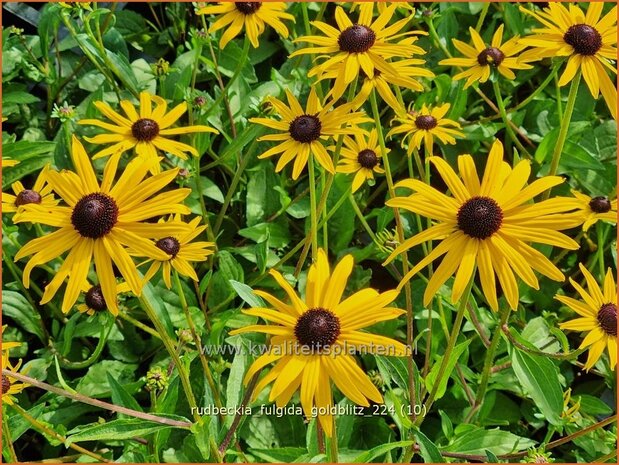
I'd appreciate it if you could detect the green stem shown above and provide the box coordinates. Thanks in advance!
[118,311,162,339]
[513,65,559,111]
[417,273,475,424]
[544,70,581,195]
[327,421,339,463]
[308,156,319,260]
[2,413,17,462]
[348,194,379,243]
[370,90,416,423]
[492,79,532,159]
[471,305,510,415]
[139,295,200,423]
[474,2,490,31]
[502,325,586,360]
[596,221,606,281]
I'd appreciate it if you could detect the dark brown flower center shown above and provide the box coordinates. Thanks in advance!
[357,149,379,169]
[131,118,160,142]
[15,189,42,206]
[598,303,617,337]
[156,236,181,259]
[589,196,611,213]
[563,24,602,56]
[477,47,505,67]
[2,375,10,394]
[289,114,322,143]
[294,308,340,350]
[415,115,438,130]
[235,2,262,15]
[85,285,107,312]
[457,196,503,239]
[71,193,119,239]
[338,24,376,53]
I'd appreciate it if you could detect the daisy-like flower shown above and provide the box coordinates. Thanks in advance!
[557,263,616,371]
[250,87,370,179]
[230,249,407,436]
[324,59,434,111]
[79,92,218,174]
[383,140,580,311]
[2,165,56,214]
[77,282,130,316]
[2,352,28,405]
[1,158,19,168]
[439,25,533,88]
[519,3,618,119]
[197,2,294,49]
[141,216,215,289]
[335,129,385,193]
[387,103,463,157]
[13,137,192,315]
[568,190,617,232]
[290,3,426,100]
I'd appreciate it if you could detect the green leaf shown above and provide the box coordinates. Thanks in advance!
[511,342,563,426]
[2,141,55,189]
[351,440,414,462]
[425,339,471,401]
[249,447,307,463]
[1,290,45,342]
[225,351,248,428]
[200,176,225,203]
[3,91,40,104]
[442,426,535,455]
[412,427,444,463]
[229,280,265,308]
[107,374,144,415]
[238,222,290,248]
[66,419,178,445]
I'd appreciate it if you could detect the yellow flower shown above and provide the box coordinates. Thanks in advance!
[568,190,617,232]
[557,263,616,371]
[384,140,580,311]
[2,352,28,405]
[79,92,218,174]
[141,216,215,289]
[13,137,191,315]
[250,87,370,179]
[2,165,56,214]
[335,129,385,193]
[230,249,407,436]
[519,3,617,119]
[77,282,130,316]
[198,2,294,49]
[1,158,19,168]
[290,4,426,100]
[439,25,533,88]
[387,103,463,157]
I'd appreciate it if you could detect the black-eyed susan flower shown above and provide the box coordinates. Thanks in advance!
[519,2,617,119]
[568,190,617,232]
[140,216,215,289]
[250,87,370,179]
[326,59,434,111]
[13,137,191,315]
[197,2,294,49]
[79,92,218,174]
[290,4,426,100]
[557,263,616,371]
[335,129,385,193]
[2,165,56,214]
[387,103,463,157]
[77,282,130,316]
[230,249,407,436]
[439,25,533,88]
[2,352,28,405]
[384,140,580,311]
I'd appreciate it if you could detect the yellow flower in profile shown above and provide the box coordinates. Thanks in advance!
[384,140,580,311]
[557,263,616,371]
[1,158,19,168]
[2,165,56,214]
[387,103,463,156]
[335,129,385,193]
[79,92,218,174]
[230,249,407,436]
[141,217,215,289]
[519,3,618,119]
[250,87,369,179]
[197,2,294,49]
[569,191,617,232]
[439,25,533,88]
[290,3,426,100]
[2,352,28,405]
[13,137,191,315]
